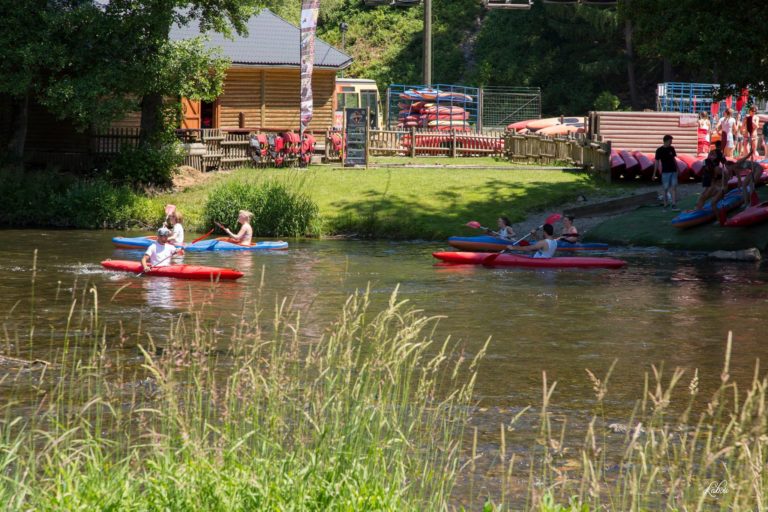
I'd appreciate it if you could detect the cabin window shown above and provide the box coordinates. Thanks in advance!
[337,92,359,109]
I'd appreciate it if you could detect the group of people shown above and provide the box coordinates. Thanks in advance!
[697,107,766,159]
[654,134,762,214]
[486,215,579,259]
[140,209,255,272]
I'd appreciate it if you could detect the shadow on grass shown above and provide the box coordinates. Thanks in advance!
[326,173,612,239]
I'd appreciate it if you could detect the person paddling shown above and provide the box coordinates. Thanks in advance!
[167,211,184,245]
[558,215,579,243]
[512,223,558,259]
[216,210,253,246]
[487,216,516,240]
[141,227,179,272]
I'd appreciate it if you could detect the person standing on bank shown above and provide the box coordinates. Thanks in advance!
[653,134,679,211]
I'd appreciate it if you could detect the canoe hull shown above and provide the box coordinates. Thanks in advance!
[101,260,244,280]
[433,252,626,269]
[447,236,609,252]
[723,201,768,227]
[112,236,288,251]
[671,189,743,229]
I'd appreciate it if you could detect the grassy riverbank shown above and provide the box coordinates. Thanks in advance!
[153,164,621,239]
[1,160,629,238]
[0,284,484,510]
[3,276,766,510]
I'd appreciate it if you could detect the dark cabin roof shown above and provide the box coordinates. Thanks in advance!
[169,9,352,70]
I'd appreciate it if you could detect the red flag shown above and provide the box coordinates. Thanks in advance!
[725,96,732,109]
[711,101,719,116]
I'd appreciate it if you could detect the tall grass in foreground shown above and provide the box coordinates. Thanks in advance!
[480,333,768,511]
[0,285,486,510]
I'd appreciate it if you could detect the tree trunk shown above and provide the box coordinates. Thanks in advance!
[624,8,639,109]
[7,91,29,163]
[663,59,673,82]
[139,92,164,147]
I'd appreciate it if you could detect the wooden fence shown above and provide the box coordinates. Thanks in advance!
[503,132,612,179]
[326,128,506,161]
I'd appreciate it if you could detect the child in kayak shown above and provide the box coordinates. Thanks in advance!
[167,211,184,245]
[487,216,516,240]
[141,227,179,272]
[558,215,579,243]
[513,224,557,259]
[216,210,253,246]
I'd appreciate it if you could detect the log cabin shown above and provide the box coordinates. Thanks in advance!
[1,9,352,170]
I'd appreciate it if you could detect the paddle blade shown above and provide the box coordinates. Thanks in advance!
[545,213,562,225]
[190,228,215,245]
[466,221,482,229]
[164,204,176,217]
[482,252,502,266]
[518,240,530,246]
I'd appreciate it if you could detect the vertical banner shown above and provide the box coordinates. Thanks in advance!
[300,0,320,137]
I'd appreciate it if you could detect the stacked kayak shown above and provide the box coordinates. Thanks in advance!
[433,252,626,269]
[723,201,768,227]
[101,260,244,280]
[671,189,743,229]
[447,235,608,252]
[112,236,288,251]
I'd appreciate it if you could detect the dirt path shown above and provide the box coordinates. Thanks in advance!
[510,183,701,239]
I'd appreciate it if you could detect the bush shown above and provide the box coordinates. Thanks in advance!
[594,91,621,111]
[0,168,155,228]
[106,140,184,188]
[203,179,319,237]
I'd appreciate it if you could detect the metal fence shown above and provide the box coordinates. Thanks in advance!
[386,83,481,131]
[481,86,541,129]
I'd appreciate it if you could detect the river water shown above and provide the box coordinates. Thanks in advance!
[2,229,767,505]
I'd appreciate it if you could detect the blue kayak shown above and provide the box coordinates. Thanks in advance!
[447,235,608,252]
[112,236,288,251]
[671,189,744,229]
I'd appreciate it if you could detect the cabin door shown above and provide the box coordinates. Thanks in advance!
[181,98,201,129]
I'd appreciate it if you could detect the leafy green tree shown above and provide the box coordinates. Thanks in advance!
[627,0,767,98]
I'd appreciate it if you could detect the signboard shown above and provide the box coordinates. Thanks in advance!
[344,108,369,167]
[679,114,698,127]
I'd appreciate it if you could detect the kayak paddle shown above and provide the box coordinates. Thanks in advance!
[466,221,489,230]
[482,213,562,266]
[138,249,179,277]
[190,228,214,245]
[163,204,176,227]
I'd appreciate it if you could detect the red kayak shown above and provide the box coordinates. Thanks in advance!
[632,151,654,178]
[619,150,640,178]
[432,252,626,269]
[101,260,244,280]
[723,201,768,227]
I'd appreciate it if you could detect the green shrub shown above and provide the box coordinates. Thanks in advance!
[203,179,319,237]
[0,168,155,228]
[593,91,621,111]
[56,179,155,228]
[106,140,183,188]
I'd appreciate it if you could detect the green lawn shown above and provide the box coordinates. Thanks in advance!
[157,165,627,239]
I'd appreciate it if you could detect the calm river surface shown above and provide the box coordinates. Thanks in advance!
[2,229,767,505]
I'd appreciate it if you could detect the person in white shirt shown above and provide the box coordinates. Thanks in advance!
[141,227,178,271]
[487,216,516,240]
[512,223,558,259]
[716,108,736,157]
[167,211,184,245]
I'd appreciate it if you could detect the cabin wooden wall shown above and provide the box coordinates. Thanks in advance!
[218,67,335,130]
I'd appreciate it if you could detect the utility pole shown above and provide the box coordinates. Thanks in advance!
[340,22,348,79]
[423,0,431,86]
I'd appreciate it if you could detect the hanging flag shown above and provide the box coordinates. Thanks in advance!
[300,0,320,135]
